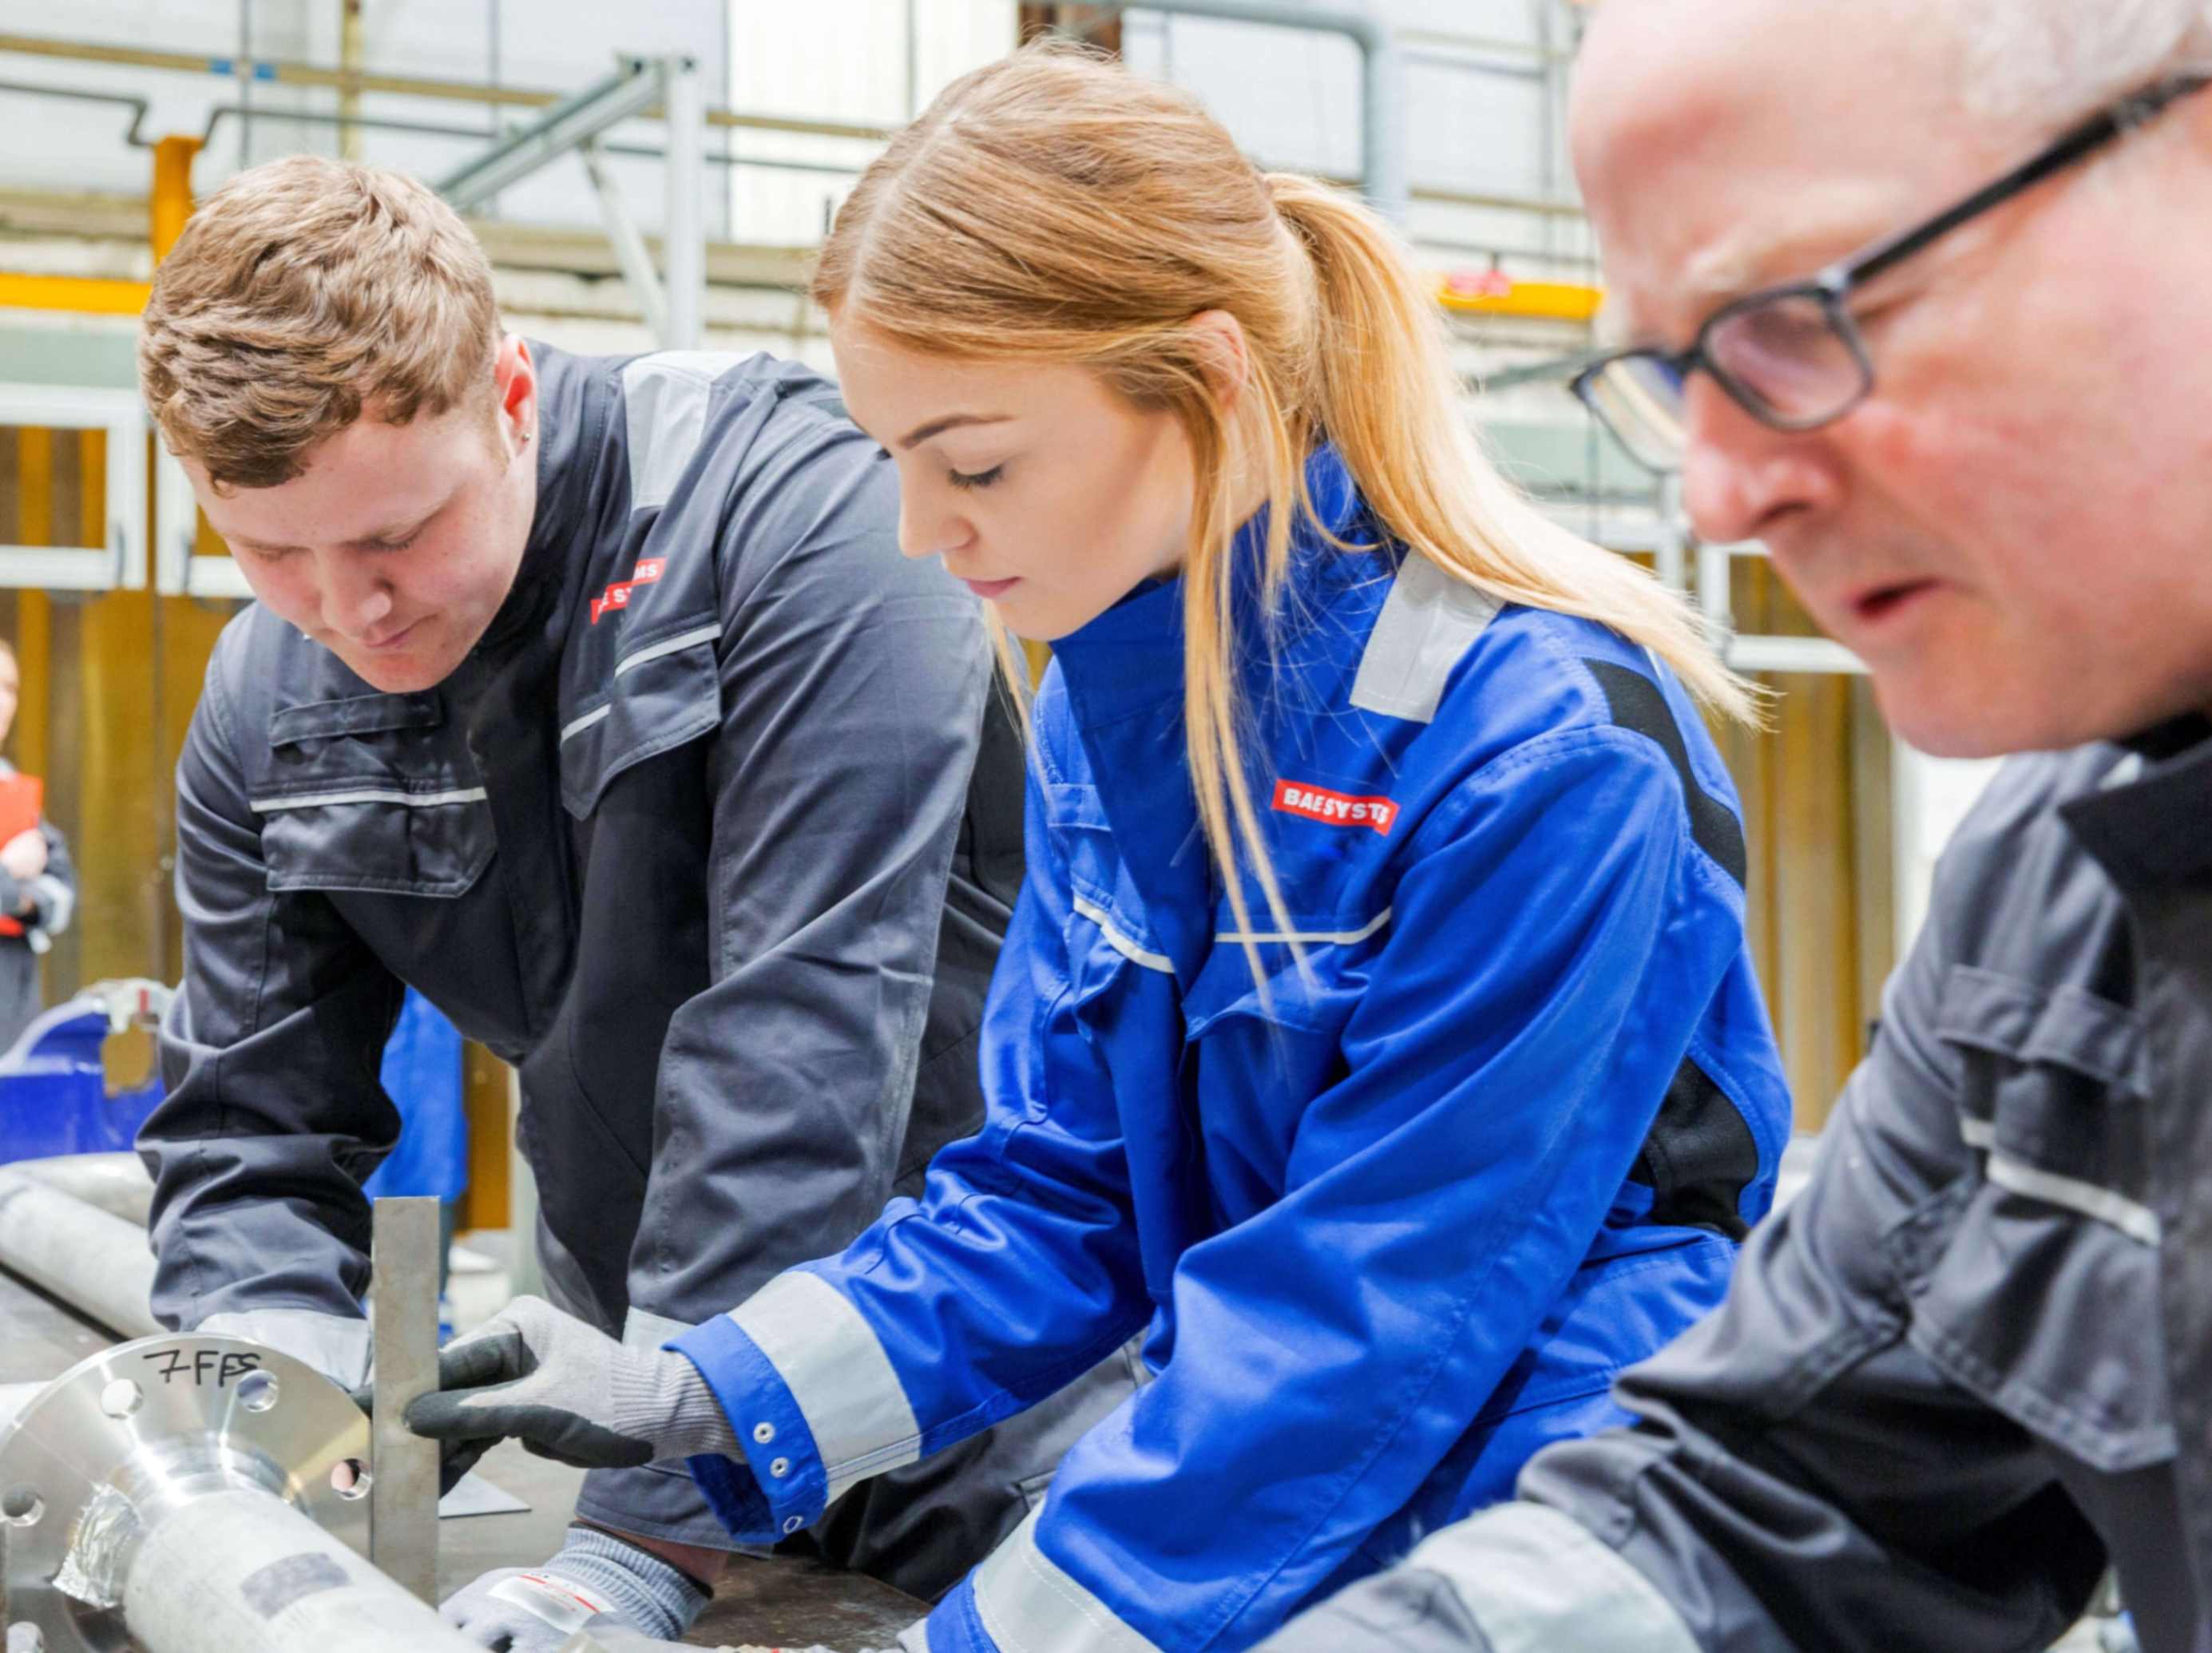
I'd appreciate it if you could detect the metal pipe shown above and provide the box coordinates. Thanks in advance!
[9,1152,153,1226]
[1,1335,405,1652]
[1696,534,1734,647]
[194,104,865,176]
[437,57,664,212]
[0,79,149,145]
[124,1488,483,1653]
[581,141,671,343]
[1398,24,1572,62]
[0,31,902,144]
[1726,635,1868,676]
[338,0,364,161]
[4,33,1576,224]
[0,1167,160,1339]
[661,54,705,351]
[1092,0,1409,226]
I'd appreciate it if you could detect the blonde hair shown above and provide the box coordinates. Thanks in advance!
[140,155,500,490]
[816,44,1753,975]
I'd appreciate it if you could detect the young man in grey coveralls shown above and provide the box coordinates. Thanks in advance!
[137,156,1131,1651]
[1264,2,2212,1651]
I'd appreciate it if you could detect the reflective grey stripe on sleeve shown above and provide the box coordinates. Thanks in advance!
[973,1502,1164,1653]
[1350,550,1504,724]
[616,622,722,673]
[621,351,744,513]
[248,787,488,813]
[1403,1502,1703,1653]
[725,1272,922,1500]
[559,622,726,745]
[1071,895,1174,973]
[1960,1117,2162,1245]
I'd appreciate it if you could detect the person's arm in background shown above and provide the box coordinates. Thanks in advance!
[21,816,73,951]
[141,641,406,1389]
[1258,808,2103,1653]
[0,811,67,944]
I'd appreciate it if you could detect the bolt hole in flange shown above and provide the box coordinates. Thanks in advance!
[332,1459,371,1500]
[236,1370,280,1414]
[1,1486,42,1527]
[99,1378,144,1420]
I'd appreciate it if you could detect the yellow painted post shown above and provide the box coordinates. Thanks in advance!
[0,276,150,316]
[12,431,51,792]
[151,135,202,263]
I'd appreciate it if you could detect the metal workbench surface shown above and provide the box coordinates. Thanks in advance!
[0,1265,923,1650]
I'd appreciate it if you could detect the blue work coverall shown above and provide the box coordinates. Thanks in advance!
[669,449,1792,1651]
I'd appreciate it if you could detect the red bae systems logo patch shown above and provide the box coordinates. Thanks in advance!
[1271,779,1398,835]
[590,557,666,623]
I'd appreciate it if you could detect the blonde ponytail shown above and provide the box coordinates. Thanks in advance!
[815,43,1754,986]
[1267,172,1753,719]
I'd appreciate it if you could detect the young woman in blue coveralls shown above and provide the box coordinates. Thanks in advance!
[411,44,1794,1653]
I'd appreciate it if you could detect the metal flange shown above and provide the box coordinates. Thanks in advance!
[0,1334,371,1651]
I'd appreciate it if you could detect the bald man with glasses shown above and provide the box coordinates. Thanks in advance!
[1261,4,2212,1651]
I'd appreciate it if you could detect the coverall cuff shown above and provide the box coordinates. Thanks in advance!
[667,1315,827,1541]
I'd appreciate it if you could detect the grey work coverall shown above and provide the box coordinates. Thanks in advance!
[1263,727,2212,1652]
[145,345,1133,1590]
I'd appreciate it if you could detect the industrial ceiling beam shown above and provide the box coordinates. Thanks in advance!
[434,57,663,214]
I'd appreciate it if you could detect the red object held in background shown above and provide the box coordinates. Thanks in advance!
[0,774,45,938]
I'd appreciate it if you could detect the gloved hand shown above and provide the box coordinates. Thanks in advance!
[443,1524,711,1651]
[402,1296,739,1490]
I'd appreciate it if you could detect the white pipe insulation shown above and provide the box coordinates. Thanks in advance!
[0,1167,160,1338]
[10,1152,154,1226]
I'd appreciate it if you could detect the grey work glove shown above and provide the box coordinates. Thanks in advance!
[402,1296,740,1488]
[443,1525,712,1651]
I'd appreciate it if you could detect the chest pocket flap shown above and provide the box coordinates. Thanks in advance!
[256,692,493,898]
[1179,902,1386,1040]
[557,622,723,818]
[1905,964,2169,1473]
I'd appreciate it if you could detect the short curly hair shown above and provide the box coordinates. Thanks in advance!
[139,155,500,490]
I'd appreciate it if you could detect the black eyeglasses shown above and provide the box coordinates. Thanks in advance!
[1572,73,2212,474]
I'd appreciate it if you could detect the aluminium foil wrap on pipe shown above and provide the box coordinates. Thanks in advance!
[124,1488,483,1653]
[0,1166,160,1338]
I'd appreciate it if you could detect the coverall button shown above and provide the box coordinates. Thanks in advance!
[770,1457,791,1478]
[752,1421,775,1444]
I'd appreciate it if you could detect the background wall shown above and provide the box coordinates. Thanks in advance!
[0,2,1996,1170]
